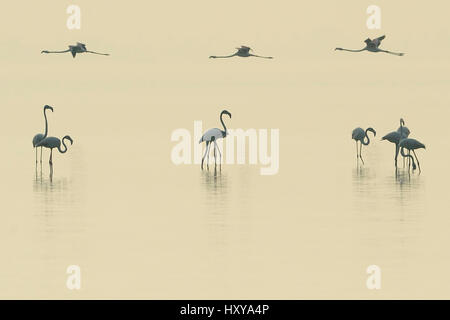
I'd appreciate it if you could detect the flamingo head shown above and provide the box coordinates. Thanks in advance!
[221,110,231,119]
[44,105,54,112]
[63,135,74,145]
[367,127,376,137]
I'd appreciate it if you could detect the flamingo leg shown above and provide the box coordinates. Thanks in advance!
[49,148,53,165]
[409,150,412,170]
[214,141,222,166]
[359,142,365,165]
[394,144,399,168]
[355,141,358,161]
[213,144,217,167]
[407,150,411,172]
[412,150,421,173]
[201,141,210,170]
[206,142,211,170]
[40,147,43,163]
[35,148,38,164]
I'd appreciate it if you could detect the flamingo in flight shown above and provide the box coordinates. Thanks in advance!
[381,118,410,168]
[399,138,426,173]
[199,110,232,170]
[335,35,404,56]
[32,105,53,164]
[35,135,73,166]
[41,42,109,58]
[352,127,376,164]
[209,46,273,59]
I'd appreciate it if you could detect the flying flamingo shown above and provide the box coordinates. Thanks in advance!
[41,42,109,58]
[352,127,376,164]
[32,105,53,164]
[35,136,73,165]
[209,46,273,59]
[335,35,404,56]
[399,138,426,173]
[381,118,410,167]
[199,110,232,170]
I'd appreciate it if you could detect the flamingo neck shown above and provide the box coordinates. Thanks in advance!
[220,113,228,136]
[43,108,49,139]
[58,138,68,154]
[400,147,415,167]
[340,48,366,52]
[362,129,371,145]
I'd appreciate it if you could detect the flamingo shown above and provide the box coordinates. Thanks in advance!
[335,35,404,56]
[35,136,73,165]
[199,110,232,170]
[209,46,273,59]
[32,105,53,164]
[352,127,376,164]
[397,121,411,168]
[381,118,410,167]
[399,138,426,173]
[41,42,109,58]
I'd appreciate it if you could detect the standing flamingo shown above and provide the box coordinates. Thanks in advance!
[352,127,376,164]
[397,121,411,167]
[32,105,53,163]
[399,138,426,173]
[335,35,404,56]
[41,42,109,58]
[35,136,73,165]
[381,118,410,167]
[199,110,232,170]
[209,46,273,59]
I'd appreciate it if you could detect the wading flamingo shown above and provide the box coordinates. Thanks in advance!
[352,127,376,164]
[32,105,53,163]
[399,138,426,173]
[381,118,410,167]
[199,110,232,170]
[35,136,73,165]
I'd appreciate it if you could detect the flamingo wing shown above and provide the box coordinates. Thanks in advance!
[381,131,400,144]
[199,128,224,143]
[238,46,251,54]
[396,126,410,138]
[352,127,365,141]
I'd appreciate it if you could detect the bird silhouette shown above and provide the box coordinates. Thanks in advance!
[209,46,273,59]
[381,118,410,167]
[32,105,53,164]
[352,127,376,164]
[41,42,109,58]
[199,110,232,170]
[399,138,425,173]
[335,35,404,56]
[35,136,73,165]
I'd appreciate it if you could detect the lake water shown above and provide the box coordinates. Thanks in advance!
[1,0,450,299]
